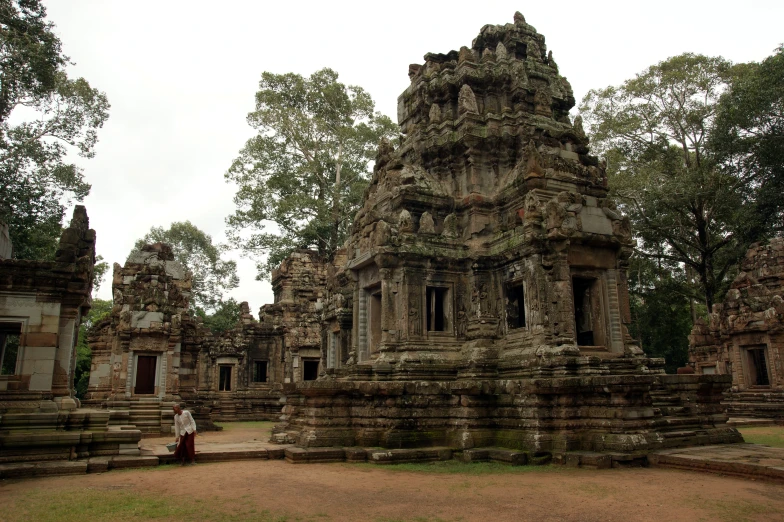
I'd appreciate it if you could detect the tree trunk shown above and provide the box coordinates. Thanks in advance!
[329,143,343,258]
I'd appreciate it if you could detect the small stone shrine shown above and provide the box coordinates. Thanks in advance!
[272,13,742,454]
[0,207,142,464]
[690,238,784,422]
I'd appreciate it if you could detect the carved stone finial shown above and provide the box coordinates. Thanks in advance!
[514,11,526,24]
[398,209,414,233]
[429,103,442,124]
[547,50,558,71]
[482,48,494,61]
[419,212,435,234]
[496,42,508,60]
[573,115,586,138]
[458,46,473,64]
[458,84,478,115]
[442,213,459,238]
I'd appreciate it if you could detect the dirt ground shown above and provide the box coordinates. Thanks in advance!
[3,458,784,522]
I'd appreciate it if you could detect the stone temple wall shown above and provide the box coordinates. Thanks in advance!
[85,246,327,433]
[690,238,784,421]
[270,13,742,454]
[0,207,142,464]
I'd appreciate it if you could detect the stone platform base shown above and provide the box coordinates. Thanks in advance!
[649,444,784,484]
[277,372,743,454]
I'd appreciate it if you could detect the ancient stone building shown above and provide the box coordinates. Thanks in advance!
[0,207,141,463]
[273,13,741,453]
[84,245,324,431]
[260,250,328,384]
[690,238,784,421]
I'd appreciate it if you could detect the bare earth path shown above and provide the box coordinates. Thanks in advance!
[3,458,784,522]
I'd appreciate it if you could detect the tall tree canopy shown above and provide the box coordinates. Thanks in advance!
[134,222,239,313]
[711,46,784,232]
[0,0,109,260]
[225,68,397,278]
[580,53,779,311]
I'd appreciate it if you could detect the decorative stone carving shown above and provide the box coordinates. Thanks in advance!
[429,103,442,124]
[398,209,414,232]
[442,213,459,238]
[458,84,478,115]
[496,42,508,60]
[418,212,435,234]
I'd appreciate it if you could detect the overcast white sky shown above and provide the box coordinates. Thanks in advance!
[43,0,783,312]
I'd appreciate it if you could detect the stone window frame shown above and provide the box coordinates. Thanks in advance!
[504,279,528,332]
[252,359,268,383]
[424,283,454,338]
[218,364,233,392]
[740,344,772,388]
[0,317,27,377]
[358,283,382,362]
[301,358,320,381]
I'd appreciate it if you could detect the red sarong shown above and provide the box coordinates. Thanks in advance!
[174,431,196,463]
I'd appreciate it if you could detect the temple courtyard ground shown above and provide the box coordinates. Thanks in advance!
[1,423,783,522]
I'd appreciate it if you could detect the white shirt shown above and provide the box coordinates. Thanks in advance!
[173,410,197,437]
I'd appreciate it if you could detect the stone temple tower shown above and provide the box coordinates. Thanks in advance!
[276,13,741,455]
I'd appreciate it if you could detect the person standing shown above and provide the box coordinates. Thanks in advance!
[172,403,197,465]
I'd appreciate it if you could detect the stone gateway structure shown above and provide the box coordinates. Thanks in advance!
[690,238,784,422]
[272,13,742,454]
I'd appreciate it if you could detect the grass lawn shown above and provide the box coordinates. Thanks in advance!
[737,425,784,447]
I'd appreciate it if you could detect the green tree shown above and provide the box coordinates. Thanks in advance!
[627,256,698,373]
[73,298,111,399]
[711,46,784,232]
[0,0,110,260]
[580,54,773,310]
[195,297,242,334]
[225,68,397,278]
[135,221,239,313]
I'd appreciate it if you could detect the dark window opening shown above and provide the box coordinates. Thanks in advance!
[573,277,595,346]
[426,287,448,332]
[253,361,268,383]
[369,290,382,353]
[746,348,770,386]
[219,365,232,391]
[303,359,319,381]
[506,285,526,329]
[0,323,21,376]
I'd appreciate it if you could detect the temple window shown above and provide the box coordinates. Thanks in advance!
[367,287,382,354]
[253,360,268,383]
[219,365,232,391]
[303,359,319,381]
[506,284,526,329]
[572,276,606,347]
[744,346,771,386]
[0,323,21,375]
[426,286,448,332]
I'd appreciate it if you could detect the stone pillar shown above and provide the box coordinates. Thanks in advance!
[380,268,395,344]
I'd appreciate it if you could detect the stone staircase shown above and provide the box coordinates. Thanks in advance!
[214,398,238,422]
[104,398,174,436]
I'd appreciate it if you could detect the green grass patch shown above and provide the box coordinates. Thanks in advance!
[346,460,563,475]
[4,487,313,522]
[700,498,782,522]
[737,426,784,448]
